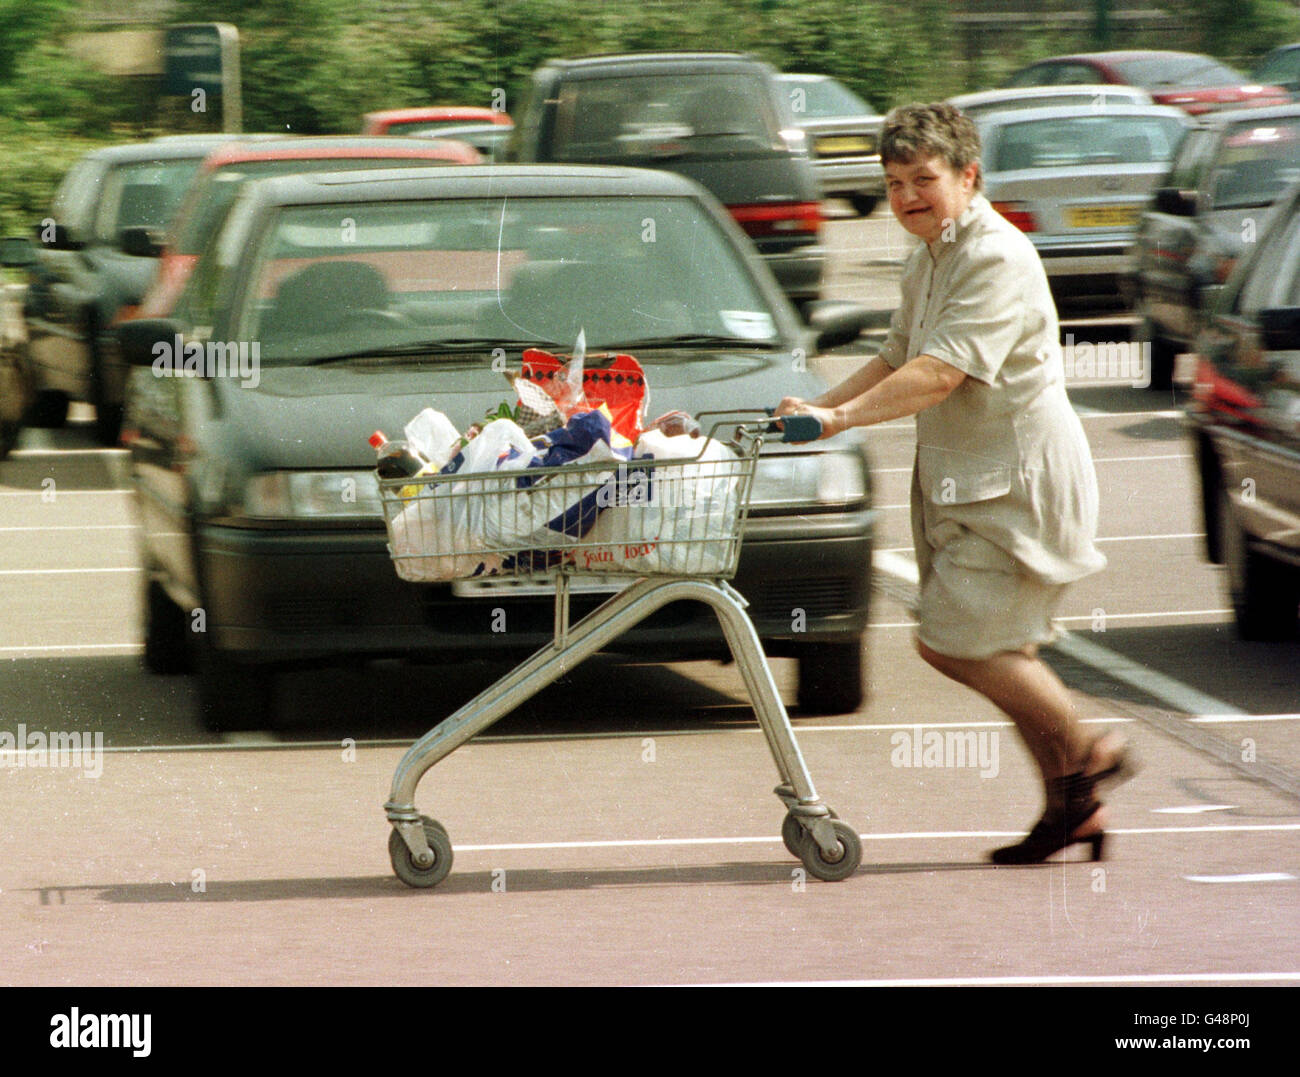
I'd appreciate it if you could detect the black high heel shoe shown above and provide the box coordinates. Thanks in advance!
[990,772,1106,864]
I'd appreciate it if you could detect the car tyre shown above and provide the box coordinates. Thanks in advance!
[1217,482,1300,640]
[27,389,68,429]
[142,578,193,675]
[796,639,865,714]
[1146,330,1179,392]
[849,194,879,217]
[0,344,29,461]
[191,632,276,733]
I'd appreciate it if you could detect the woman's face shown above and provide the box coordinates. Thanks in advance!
[885,153,980,245]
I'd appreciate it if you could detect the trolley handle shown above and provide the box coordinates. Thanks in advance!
[762,408,824,444]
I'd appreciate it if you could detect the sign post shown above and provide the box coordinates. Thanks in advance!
[162,23,241,133]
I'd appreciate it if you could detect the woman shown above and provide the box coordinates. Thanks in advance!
[777,102,1133,863]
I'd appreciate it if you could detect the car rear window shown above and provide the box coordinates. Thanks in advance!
[781,77,876,119]
[990,113,1186,171]
[551,72,783,160]
[1111,55,1244,88]
[1207,119,1300,209]
[94,158,205,244]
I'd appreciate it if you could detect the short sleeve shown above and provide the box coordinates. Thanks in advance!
[914,237,1026,386]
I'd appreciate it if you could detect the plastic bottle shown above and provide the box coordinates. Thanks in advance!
[369,431,428,479]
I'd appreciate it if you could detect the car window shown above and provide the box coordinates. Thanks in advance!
[1204,119,1300,209]
[1053,63,1103,85]
[50,158,106,236]
[93,159,204,245]
[1233,203,1300,313]
[551,73,783,160]
[782,77,876,119]
[1252,48,1300,86]
[1163,126,1215,190]
[1112,54,1243,88]
[230,195,779,361]
[1006,64,1055,87]
[989,113,1186,171]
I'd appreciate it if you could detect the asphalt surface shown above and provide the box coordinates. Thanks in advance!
[1,208,1297,1013]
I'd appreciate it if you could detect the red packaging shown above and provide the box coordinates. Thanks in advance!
[520,348,648,444]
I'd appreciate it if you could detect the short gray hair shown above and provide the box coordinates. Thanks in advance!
[881,102,983,192]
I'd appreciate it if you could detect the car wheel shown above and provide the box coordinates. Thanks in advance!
[1146,330,1178,392]
[190,631,276,733]
[1217,482,1300,640]
[27,389,68,428]
[849,194,879,217]
[796,639,865,714]
[89,332,123,447]
[142,578,193,675]
[0,345,28,461]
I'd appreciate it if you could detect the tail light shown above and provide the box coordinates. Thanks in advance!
[727,201,822,239]
[992,201,1038,233]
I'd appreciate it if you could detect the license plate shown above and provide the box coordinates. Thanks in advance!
[1065,204,1139,228]
[816,135,874,155]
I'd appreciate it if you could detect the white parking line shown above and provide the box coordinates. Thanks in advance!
[0,489,131,497]
[1184,873,1296,884]
[693,972,1300,987]
[0,567,140,575]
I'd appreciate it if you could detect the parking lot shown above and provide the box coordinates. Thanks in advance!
[1,208,1296,995]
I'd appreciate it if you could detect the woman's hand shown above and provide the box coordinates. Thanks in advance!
[774,397,839,441]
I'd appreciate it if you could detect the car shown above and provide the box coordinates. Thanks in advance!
[1005,51,1290,115]
[1132,104,1300,390]
[114,164,875,731]
[361,106,513,137]
[411,122,513,161]
[774,72,884,216]
[506,52,826,308]
[1186,178,1300,640]
[975,102,1191,301]
[0,135,271,446]
[948,84,1153,121]
[1250,43,1300,102]
[134,135,482,320]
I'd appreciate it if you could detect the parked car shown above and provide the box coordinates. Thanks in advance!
[506,52,826,308]
[948,84,1153,120]
[362,106,513,137]
[975,102,1191,300]
[0,135,267,445]
[1005,51,1290,115]
[1187,178,1300,640]
[134,135,482,320]
[115,164,875,731]
[774,72,884,216]
[1250,44,1300,102]
[1132,104,1300,389]
[411,122,512,161]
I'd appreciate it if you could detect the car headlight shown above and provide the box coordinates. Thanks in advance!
[748,451,867,511]
[241,470,382,519]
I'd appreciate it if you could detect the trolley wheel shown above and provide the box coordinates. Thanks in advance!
[389,816,454,889]
[781,808,837,858]
[796,819,861,882]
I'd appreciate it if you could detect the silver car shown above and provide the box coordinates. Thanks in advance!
[975,102,1191,297]
[776,73,884,216]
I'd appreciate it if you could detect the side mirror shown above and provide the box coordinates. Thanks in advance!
[1259,306,1300,351]
[805,299,874,351]
[120,227,163,259]
[115,318,186,368]
[1153,186,1196,216]
[1,236,36,269]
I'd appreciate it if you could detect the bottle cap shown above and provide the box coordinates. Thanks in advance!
[369,431,386,449]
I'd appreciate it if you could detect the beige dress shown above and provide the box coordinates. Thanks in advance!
[877,193,1107,658]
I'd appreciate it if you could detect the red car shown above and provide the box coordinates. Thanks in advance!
[133,136,481,320]
[1006,51,1289,115]
[361,106,513,136]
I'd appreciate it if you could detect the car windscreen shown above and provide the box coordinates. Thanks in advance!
[172,157,458,255]
[94,158,205,244]
[1207,119,1300,209]
[233,196,781,362]
[989,113,1187,171]
[781,77,876,120]
[1111,55,1244,88]
[551,73,784,160]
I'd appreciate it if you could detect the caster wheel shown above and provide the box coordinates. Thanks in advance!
[797,819,861,882]
[389,815,453,889]
[781,808,837,858]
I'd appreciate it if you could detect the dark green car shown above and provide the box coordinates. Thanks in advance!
[117,164,874,731]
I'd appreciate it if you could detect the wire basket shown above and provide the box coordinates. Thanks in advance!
[379,417,766,584]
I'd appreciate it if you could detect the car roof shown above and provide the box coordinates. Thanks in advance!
[234,164,707,207]
[198,135,481,169]
[1026,50,1212,64]
[83,136,272,164]
[975,102,1191,127]
[364,106,510,124]
[1187,101,1300,130]
[950,85,1152,108]
[546,51,770,76]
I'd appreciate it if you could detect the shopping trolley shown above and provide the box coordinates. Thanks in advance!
[377,409,861,887]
